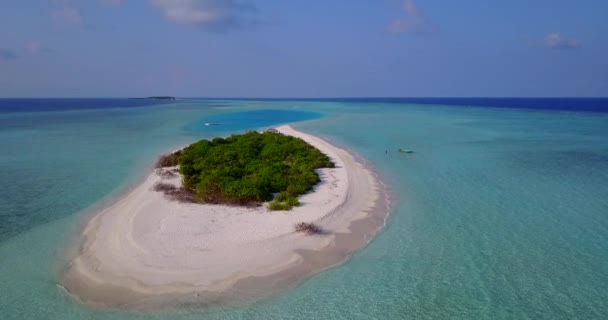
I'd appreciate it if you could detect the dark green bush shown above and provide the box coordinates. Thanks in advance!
[177,131,334,208]
[268,200,291,211]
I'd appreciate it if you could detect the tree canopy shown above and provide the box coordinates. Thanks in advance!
[163,130,334,210]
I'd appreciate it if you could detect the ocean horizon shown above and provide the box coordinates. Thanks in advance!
[2,97,608,113]
[1,98,607,319]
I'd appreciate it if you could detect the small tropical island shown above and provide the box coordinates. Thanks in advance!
[60,125,388,308]
[155,130,334,211]
[129,96,176,100]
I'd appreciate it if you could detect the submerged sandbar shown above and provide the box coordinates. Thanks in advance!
[60,125,390,309]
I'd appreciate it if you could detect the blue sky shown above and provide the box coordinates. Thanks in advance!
[0,0,606,97]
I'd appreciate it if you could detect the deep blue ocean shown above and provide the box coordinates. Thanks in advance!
[0,98,607,319]
[0,98,172,113]
[198,98,608,113]
[2,98,607,113]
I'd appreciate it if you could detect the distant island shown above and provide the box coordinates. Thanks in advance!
[156,129,335,210]
[129,96,176,100]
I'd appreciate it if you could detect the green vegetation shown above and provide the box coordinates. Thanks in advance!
[268,191,300,210]
[159,130,334,210]
[153,181,199,203]
[156,150,182,168]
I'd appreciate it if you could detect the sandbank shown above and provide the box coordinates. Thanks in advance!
[59,125,390,308]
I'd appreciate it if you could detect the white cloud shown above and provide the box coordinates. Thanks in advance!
[51,7,83,26]
[388,0,437,35]
[544,33,580,49]
[150,0,257,28]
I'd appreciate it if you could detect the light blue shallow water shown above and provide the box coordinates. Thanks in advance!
[0,100,607,319]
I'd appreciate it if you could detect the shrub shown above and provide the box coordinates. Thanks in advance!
[294,222,322,234]
[275,191,289,202]
[286,196,300,207]
[268,200,291,211]
[152,182,202,204]
[268,194,300,211]
[157,169,177,178]
[176,131,334,207]
[156,150,182,168]
[168,187,200,203]
[153,182,177,192]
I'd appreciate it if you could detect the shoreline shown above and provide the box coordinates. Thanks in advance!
[59,124,392,309]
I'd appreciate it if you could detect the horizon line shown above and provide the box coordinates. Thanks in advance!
[1,96,607,99]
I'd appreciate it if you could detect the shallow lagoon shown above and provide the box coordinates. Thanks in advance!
[185,108,323,133]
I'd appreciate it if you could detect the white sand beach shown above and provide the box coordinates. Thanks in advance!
[60,125,388,308]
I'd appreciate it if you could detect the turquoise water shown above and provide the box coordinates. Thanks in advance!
[1,100,607,319]
[184,108,323,133]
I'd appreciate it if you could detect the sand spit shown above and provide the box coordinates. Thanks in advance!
[60,125,391,309]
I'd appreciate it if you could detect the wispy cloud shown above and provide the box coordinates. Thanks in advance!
[544,33,580,49]
[150,0,259,30]
[51,7,83,27]
[387,0,437,35]
[0,48,18,60]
